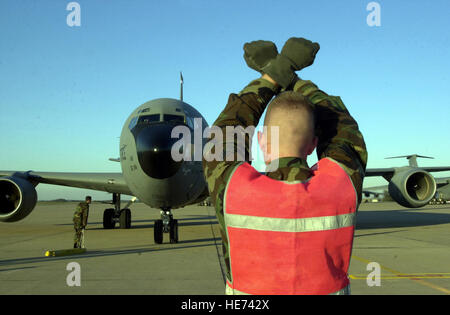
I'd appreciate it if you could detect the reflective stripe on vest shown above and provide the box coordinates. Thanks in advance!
[224,158,357,295]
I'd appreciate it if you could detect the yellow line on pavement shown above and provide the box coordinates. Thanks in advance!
[350,273,450,280]
[411,279,450,294]
[351,255,450,294]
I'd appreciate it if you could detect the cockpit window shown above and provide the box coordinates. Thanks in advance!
[138,114,160,124]
[129,114,160,130]
[128,117,138,130]
[186,116,194,130]
[163,114,185,123]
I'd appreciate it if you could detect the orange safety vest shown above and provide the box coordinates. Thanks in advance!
[224,158,357,295]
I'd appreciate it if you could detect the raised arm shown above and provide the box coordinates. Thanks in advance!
[292,78,367,202]
[202,76,279,205]
[254,37,367,202]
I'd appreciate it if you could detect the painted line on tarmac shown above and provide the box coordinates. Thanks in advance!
[349,273,450,280]
[351,255,450,295]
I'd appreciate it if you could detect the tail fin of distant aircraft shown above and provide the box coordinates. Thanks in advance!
[385,154,434,167]
[180,72,184,102]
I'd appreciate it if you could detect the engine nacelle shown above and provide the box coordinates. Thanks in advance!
[388,168,436,208]
[0,176,37,222]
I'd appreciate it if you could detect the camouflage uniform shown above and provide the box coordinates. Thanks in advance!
[202,77,367,282]
[73,202,89,247]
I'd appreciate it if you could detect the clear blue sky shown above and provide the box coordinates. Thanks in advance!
[1,0,449,200]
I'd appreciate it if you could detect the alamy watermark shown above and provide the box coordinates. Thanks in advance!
[366,2,381,27]
[66,262,81,287]
[66,2,381,28]
[66,2,81,27]
[366,262,381,287]
[170,118,280,169]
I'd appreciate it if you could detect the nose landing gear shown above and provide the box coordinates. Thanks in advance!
[154,208,178,244]
[102,193,132,229]
[101,194,179,244]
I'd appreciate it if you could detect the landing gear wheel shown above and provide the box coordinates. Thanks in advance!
[154,220,163,244]
[119,208,131,229]
[103,208,116,229]
[169,219,179,243]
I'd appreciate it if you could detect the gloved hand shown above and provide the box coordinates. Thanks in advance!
[281,37,320,72]
[243,40,278,73]
[261,37,320,89]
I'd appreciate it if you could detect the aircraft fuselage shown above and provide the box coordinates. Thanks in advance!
[119,98,209,209]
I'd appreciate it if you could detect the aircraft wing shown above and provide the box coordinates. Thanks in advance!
[436,177,450,188]
[364,176,450,193]
[365,166,450,177]
[0,170,133,196]
[365,168,396,177]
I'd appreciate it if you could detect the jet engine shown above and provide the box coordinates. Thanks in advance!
[388,168,436,208]
[0,176,37,222]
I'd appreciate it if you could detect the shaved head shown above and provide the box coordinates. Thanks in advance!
[258,91,317,164]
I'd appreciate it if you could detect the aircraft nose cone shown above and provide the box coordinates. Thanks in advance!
[135,124,182,179]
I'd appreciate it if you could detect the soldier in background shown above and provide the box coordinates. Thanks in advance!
[73,196,91,248]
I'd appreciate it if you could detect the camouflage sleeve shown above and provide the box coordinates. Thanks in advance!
[203,78,279,205]
[292,79,368,203]
[202,78,279,279]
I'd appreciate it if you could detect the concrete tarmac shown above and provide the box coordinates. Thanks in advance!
[0,201,449,295]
